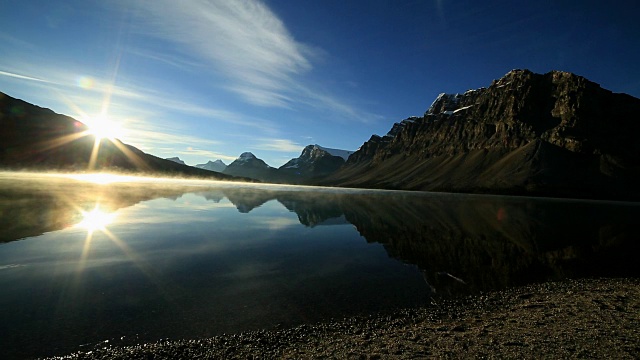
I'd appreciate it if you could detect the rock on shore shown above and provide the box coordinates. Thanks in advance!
[45,278,640,359]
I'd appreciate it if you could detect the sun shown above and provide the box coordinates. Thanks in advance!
[83,114,124,140]
[76,205,117,233]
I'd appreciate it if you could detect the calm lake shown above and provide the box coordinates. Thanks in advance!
[1,172,639,359]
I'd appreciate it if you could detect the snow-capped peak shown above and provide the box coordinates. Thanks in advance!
[238,152,257,161]
[195,159,227,172]
[165,157,186,165]
[314,145,354,160]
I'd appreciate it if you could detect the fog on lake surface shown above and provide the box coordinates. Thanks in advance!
[1,172,638,359]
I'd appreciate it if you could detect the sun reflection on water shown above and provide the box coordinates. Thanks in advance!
[71,202,170,303]
[76,205,116,232]
[74,204,121,275]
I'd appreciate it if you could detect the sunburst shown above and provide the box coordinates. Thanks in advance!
[82,113,124,141]
[72,202,160,292]
[76,204,117,233]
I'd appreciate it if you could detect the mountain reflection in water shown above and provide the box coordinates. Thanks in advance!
[2,173,639,293]
[0,172,638,359]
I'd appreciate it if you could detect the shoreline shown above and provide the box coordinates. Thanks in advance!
[44,277,640,359]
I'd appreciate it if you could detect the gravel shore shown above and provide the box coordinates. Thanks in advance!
[45,278,639,359]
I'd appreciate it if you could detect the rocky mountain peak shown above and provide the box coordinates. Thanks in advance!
[426,93,463,115]
[238,152,257,161]
[328,69,640,200]
[277,144,352,182]
[222,152,275,181]
[165,157,186,165]
[195,159,227,172]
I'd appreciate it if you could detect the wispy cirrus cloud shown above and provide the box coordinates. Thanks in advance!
[175,148,237,163]
[0,70,52,84]
[0,61,145,105]
[128,0,383,123]
[124,128,220,149]
[256,216,299,230]
[132,0,313,108]
[251,138,303,153]
[0,57,280,134]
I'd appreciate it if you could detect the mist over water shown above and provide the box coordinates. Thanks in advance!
[0,172,638,359]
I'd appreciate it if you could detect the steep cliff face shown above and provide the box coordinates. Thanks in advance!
[325,70,640,200]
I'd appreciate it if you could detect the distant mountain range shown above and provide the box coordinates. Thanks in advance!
[196,159,227,172]
[184,145,354,184]
[168,158,228,173]
[3,69,640,200]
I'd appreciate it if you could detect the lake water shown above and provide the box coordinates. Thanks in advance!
[1,172,639,359]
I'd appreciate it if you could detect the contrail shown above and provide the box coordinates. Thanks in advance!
[0,70,51,83]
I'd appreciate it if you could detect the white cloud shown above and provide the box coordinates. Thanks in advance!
[252,138,303,153]
[124,128,220,149]
[132,0,313,108]
[0,57,280,135]
[127,0,383,123]
[142,94,278,134]
[175,148,237,163]
[0,70,51,83]
[257,216,299,230]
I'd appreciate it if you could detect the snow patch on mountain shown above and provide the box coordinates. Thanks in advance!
[196,159,227,172]
[227,152,271,169]
[165,157,186,165]
[453,105,473,114]
[238,152,257,162]
[314,145,354,160]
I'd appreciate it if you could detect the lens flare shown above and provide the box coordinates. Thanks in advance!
[77,76,95,89]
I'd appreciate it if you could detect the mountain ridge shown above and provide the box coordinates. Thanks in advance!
[0,91,246,181]
[320,69,640,200]
[277,144,350,183]
[195,159,227,173]
[222,152,279,181]
[3,68,640,200]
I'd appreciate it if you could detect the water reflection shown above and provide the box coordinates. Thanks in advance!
[197,187,640,294]
[2,174,639,294]
[0,172,639,359]
[77,205,116,232]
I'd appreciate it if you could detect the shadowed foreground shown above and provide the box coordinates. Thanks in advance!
[45,278,639,359]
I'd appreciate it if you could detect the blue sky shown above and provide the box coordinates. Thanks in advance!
[1,0,639,167]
